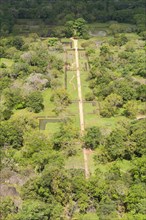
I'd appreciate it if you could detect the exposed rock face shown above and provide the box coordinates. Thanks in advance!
[0,184,19,197]
[0,168,35,208]
[0,169,29,186]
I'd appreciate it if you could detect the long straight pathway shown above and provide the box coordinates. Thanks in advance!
[73,39,85,135]
[72,38,89,179]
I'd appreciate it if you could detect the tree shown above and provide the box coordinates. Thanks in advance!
[50,88,71,115]
[0,197,16,220]
[0,107,13,121]
[111,79,137,101]
[0,121,23,149]
[123,100,139,118]
[3,88,26,110]
[53,119,78,150]
[98,198,117,220]
[48,38,58,47]
[65,18,88,38]
[130,119,146,156]
[131,156,146,183]
[13,200,51,220]
[110,34,128,46]
[26,91,44,113]
[73,18,88,38]
[10,36,24,50]
[26,73,49,91]
[125,183,146,214]
[105,130,125,160]
[84,126,102,149]
[22,166,71,207]
[109,23,123,35]
[139,31,146,40]
[65,20,74,37]
[136,85,146,101]
[100,93,123,117]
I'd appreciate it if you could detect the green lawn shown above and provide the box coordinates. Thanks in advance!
[67,71,78,100]
[38,89,56,117]
[45,122,60,134]
[85,115,129,132]
[87,151,97,175]
[65,146,84,170]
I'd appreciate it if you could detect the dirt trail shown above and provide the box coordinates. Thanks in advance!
[73,39,85,135]
[69,74,76,90]
[72,38,89,179]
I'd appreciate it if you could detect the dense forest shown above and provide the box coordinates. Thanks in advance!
[0,0,146,220]
[0,0,146,35]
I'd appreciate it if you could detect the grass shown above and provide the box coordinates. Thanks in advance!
[45,122,60,134]
[67,71,78,100]
[36,88,61,135]
[68,103,79,114]
[87,151,97,175]
[80,72,91,98]
[38,89,55,117]
[65,145,84,170]
[85,116,128,132]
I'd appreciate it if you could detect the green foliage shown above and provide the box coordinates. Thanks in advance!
[0,121,23,149]
[26,91,44,113]
[84,126,102,149]
[139,31,146,40]
[104,128,130,160]
[130,119,146,156]
[109,34,128,46]
[0,197,16,220]
[53,119,78,150]
[10,36,25,50]
[0,6,145,220]
[131,156,146,183]
[0,0,145,36]
[125,183,146,214]
[85,92,95,101]
[101,93,123,117]
[109,23,124,34]
[137,85,146,101]
[123,100,139,118]
[65,20,74,37]
[65,18,88,38]
[0,108,13,121]
[48,38,58,47]
[111,80,137,101]
[101,119,146,161]
[51,88,71,115]
[4,88,26,110]
[13,200,51,220]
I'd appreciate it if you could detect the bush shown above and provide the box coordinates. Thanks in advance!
[84,126,102,149]
[0,121,23,149]
[26,91,44,113]
[10,36,24,50]
[85,92,95,101]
